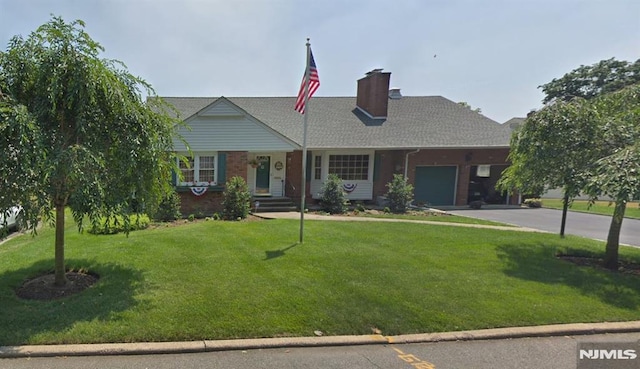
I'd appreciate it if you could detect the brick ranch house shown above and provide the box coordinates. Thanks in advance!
[163,69,515,215]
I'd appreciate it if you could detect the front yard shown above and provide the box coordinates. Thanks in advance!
[1,216,640,345]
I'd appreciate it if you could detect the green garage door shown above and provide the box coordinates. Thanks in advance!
[414,166,457,206]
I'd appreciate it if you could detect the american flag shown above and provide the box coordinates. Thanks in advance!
[294,49,320,114]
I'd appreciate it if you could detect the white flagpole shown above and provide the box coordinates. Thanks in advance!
[299,39,311,243]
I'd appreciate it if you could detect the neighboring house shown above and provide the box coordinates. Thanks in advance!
[164,69,515,214]
[503,117,525,131]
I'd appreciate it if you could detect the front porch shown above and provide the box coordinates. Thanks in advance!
[247,152,288,197]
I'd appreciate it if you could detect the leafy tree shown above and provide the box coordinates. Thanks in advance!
[540,58,640,104]
[385,174,414,213]
[583,85,640,269]
[457,101,482,113]
[497,97,598,236]
[0,17,180,286]
[500,80,640,269]
[501,58,640,240]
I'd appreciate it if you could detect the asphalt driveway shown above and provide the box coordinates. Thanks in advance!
[448,207,640,247]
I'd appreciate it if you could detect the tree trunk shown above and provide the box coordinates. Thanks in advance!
[604,200,627,270]
[54,205,67,286]
[560,193,569,238]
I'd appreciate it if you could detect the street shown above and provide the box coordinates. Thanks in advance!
[2,332,639,369]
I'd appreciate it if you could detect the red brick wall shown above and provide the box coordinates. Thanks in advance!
[285,151,311,206]
[356,72,391,118]
[178,191,224,216]
[406,148,510,206]
[373,150,406,198]
[225,151,249,180]
[287,148,513,207]
[177,151,249,215]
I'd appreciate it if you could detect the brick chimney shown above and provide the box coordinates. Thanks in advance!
[356,69,391,119]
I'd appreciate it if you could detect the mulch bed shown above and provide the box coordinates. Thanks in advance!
[557,255,640,276]
[15,271,99,301]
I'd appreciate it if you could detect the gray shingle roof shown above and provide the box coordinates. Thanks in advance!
[162,96,511,149]
[504,117,525,128]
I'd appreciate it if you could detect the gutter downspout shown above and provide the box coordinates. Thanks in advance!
[404,149,420,180]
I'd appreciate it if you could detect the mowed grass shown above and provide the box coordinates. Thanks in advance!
[542,199,640,219]
[1,215,640,346]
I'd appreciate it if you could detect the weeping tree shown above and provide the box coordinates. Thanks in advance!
[0,17,180,286]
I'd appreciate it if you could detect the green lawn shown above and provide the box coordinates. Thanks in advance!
[1,215,640,346]
[542,199,640,219]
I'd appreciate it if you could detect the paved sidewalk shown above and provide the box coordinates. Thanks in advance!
[255,211,545,232]
[2,321,640,358]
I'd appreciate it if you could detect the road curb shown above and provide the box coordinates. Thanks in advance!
[2,321,640,358]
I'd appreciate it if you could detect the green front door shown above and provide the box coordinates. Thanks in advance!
[255,156,271,195]
[414,166,457,206]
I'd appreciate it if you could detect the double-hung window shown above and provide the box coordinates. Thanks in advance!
[177,153,217,185]
[314,155,322,180]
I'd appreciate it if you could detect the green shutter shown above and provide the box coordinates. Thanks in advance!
[373,152,381,181]
[217,153,227,184]
[171,170,177,186]
[306,151,312,182]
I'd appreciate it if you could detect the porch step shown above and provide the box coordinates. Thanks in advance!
[252,197,297,213]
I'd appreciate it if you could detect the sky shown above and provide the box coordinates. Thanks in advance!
[0,0,638,123]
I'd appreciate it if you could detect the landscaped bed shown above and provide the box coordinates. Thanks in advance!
[335,208,513,226]
[1,213,640,346]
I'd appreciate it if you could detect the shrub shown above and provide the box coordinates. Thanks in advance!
[151,192,181,222]
[89,214,150,235]
[222,176,251,220]
[524,198,542,208]
[320,174,349,214]
[385,174,414,213]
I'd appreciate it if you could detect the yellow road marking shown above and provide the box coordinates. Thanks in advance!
[392,347,436,369]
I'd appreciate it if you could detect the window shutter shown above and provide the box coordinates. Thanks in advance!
[373,152,381,181]
[171,169,177,186]
[306,151,312,182]
[217,153,227,184]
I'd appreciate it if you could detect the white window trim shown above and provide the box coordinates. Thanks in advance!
[325,151,373,182]
[177,152,218,186]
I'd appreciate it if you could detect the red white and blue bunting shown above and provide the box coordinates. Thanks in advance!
[343,183,357,193]
[190,187,208,196]
[187,182,212,196]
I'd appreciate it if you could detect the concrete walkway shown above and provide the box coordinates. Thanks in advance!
[255,211,545,232]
